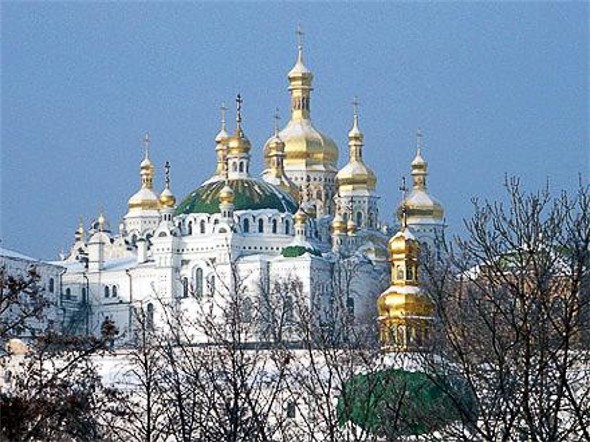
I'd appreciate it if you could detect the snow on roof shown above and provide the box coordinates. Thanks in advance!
[0,247,39,262]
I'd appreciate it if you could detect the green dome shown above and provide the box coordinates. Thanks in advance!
[175,178,298,215]
[337,368,476,437]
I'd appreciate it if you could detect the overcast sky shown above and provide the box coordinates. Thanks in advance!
[1,2,588,259]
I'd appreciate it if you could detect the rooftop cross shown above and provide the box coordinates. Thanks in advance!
[143,132,151,159]
[415,128,423,156]
[220,102,227,131]
[236,93,243,129]
[296,24,304,50]
[273,107,281,134]
[399,177,408,228]
[352,96,360,117]
[164,161,171,187]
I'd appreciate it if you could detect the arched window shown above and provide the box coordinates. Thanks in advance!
[200,220,206,234]
[49,278,55,293]
[104,286,110,298]
[243,218,250,233]
[81,287,86,301]
[208,275,216,296]
[258,218,264,233]
[232,162,237,172]
[407,266,414,281]
[397,266,404,281]
[112,285,118,297]
[272,219,278,234]
[188,221,193,235]
[368,212,375,229]
[316,189,322,200]
[343,212,349,223]
[239,162,244,173]
[147,303,154,331]
[242,297,253,323]
[195,268,203,298]
[131,234,138,246]
[182,277,189,298]
[285,220,290,235]
[65,288,71,299]
[356,211,363,228]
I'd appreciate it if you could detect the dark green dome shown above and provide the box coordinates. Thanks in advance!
[175,178,298,215]
[337,368,476,437]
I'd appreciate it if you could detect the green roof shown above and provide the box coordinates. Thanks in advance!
[175,178,298,215]
[337,368,476,437]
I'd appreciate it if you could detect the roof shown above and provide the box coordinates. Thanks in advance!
[0,247,38,262]
[175,178,298,215]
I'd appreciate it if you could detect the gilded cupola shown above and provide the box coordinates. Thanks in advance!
[226,94,251,157]
[214,103,229,179]
[128,133,160,211]
[263,30,339,172]
[262,110,299,199]
[159,161,176,209]
[397,130,444,224]
[377,203,435,353]
[336,98,377,192]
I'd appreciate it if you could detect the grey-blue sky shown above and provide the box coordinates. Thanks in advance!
[1,2,588,259]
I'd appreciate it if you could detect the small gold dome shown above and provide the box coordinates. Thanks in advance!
[294,207,308,225]
[227,130,251,156]
[377,288,434,320]
[331,213,346,235]
[219,184,235,204]
[159,188,176,209]
[347,219,357,236]
[388,228,420,256]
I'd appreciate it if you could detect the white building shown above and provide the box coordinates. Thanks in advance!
[55,41,445,344]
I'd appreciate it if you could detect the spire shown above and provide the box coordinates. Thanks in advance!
[274,107,281,136]
[215,102,229,143]
[400,176,408,229]
[348,96,363,157]
[288,26,313,121]
[143,132,151,160]
[159,160,176,210]
[411,129,428,190]
[164,160,171,189]
[235,93,243,135]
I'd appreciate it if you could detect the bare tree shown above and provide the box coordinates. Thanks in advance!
[421,178,590,441]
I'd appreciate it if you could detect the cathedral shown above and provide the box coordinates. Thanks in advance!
[56,39,445,345]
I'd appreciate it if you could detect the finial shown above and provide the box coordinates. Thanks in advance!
[415,128,423,156]
[399,177,408,229]
[220,102,227,131]
[164,160,171,188]
[235,93,243,131]
[351,96,360,130]
[143,132,151,159]
[98,207,105,232]
[273,108,281,135]
[296,24,304,51]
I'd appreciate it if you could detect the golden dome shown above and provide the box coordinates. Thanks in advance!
[377,287,435,320]
[227,130,251,156]
[128,188,160,210]
[219,184,235,204]
[159,188,176,209]
[347,219,357,236]
[331,213,346,235]
[336,101,376,191]
[397,132,444,222]
[294,207,308,225]
[388,228,420,256]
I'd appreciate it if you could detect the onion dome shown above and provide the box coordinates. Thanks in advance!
[263,34,338,172]
[128,133,160,211]
[294,206,308,225]
[175,178,297,215]
[219,183,235,204]
[397,131,444,223]
[336,99,377,192]
[226,94,251,156]
[331,213,346,235]
[347,218,357,236]
[159,161,176,209]
[262,110,300,199]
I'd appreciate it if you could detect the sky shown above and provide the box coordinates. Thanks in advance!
[1,2,588,260]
